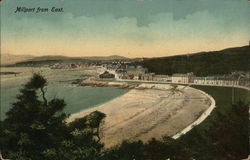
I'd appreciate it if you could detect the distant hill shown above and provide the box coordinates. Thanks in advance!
[20,55,128,62]
[4,54,130,67]
[1,54,34,65]
[141,45,250,76]
[25,55,72,61]
[83,55,129,61]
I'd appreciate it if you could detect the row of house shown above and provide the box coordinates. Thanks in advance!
[170,74,249,87]
[171,73,195,84]
[49,63,98,69]
[102,63,249,88]
[193,77,239,86]
[120,71,249,87]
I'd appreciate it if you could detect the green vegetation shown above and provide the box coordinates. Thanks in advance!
[0,74,106,160]
[0,74,249,159]
[102,86,249,160]
[141,46,250,76]
[178,86,249,160]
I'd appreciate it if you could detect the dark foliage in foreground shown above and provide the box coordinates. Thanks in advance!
[102,101,249,160]
[0,74,248,160]
[0,74,106,160]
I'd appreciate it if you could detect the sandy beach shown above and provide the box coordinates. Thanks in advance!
[68,84,212,148]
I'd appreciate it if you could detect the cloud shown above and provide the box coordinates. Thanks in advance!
[3,10,249,45]
[1,0,249,56]
[2,0,250,27]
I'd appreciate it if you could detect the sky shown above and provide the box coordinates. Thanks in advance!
[1,0,249,58]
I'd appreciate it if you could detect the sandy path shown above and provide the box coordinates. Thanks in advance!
[68,84,211,148]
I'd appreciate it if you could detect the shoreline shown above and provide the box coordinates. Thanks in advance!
[68,83,213,148]
[172,87,216,139]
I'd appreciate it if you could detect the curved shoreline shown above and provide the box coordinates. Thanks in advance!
[172,87,216,139]
[68,83,213,147]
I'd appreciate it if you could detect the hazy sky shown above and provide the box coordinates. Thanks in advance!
[1,0,249,57]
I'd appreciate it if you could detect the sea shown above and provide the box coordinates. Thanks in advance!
[0,67,129,120]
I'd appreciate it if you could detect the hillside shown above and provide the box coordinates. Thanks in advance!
[83,55,129,61]
[3,55,129,67]
[141,45,250,76]
[24,55,72,61]
[1,54,34,65]
[25,55,128,61]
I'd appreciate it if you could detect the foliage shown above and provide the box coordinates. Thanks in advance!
[100,100,249,160]
[208,101,249,160]
[141,46,250,76]
[180,86,250,160]
[101,140,147,160]
[0,73,106,160]
[0,74,248,160]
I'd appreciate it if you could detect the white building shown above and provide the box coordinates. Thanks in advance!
[154,75,172,82]
[138,73,155,81]
[194,77,239,86]
[172,73,194,83]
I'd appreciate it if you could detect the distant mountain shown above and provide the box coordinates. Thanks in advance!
[141,45,250,76]
[3,54,130,67]
[24,55,74,61]
[1,54,34,65]
[17,55,129,62]
[82,55,129,61]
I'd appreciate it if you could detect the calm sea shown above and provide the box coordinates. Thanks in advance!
[0,67,129,119]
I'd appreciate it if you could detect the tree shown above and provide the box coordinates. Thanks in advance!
[26,73,48,105]
[144,137,193,160]
[101,140,147,160]
[0,73,106,160]
[209,101,249,160]
[86,111,106,142]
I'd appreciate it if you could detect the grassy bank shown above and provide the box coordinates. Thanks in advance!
[178,86,249,159]
[189,85,249,130]
[102,85,249,160]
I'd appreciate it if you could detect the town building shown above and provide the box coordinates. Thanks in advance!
[99,71,115,79]
[153,75,172,82]
[172,73,194,83]
[118,73,134,80]
[193,77,239,86]
[138,73,155,81]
